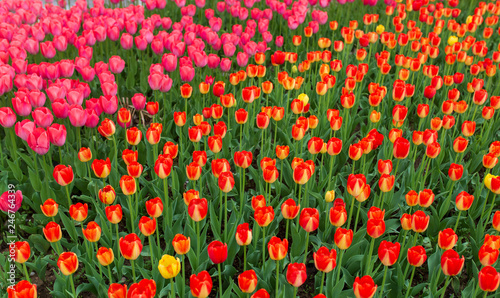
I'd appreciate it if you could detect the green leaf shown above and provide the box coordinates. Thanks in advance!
[59,211,78,243]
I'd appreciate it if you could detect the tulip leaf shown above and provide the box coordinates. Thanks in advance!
[7,158,24,182]
[28,167,42,192]
[59,210,78,243]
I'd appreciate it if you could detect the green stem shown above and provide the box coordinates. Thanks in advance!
[149,236,155,269]
[365,237,375,275]
[303,232,310,264]
[240,168,245,217]
[404,267,416,298]
[69,274,76,298]
[285,219,289,242]
[336,250,344,283]
[440,276,451,298]
[106,263,113,284]
[379,266,388,296]
[22,263,30,282]
[171,277,175,298]
[127,195,134,232]
[243,245,247,272]
[95,242,103,278]
[131,259,136,282]
[163,178,170,228]
[8,127,18,160]
[262,227,266,266]
[65,185,72,208]
[353,201,362,234]
[319,271,326,294]
[453,210,462,232]
[224,192,228,243]
[218,263,223,298]
[275,260,280,298]
[347,195,356,229]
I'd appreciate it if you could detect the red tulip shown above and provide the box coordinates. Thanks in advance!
[479,244,499,266]
[299,208,320,232]
[254,206,275,227]
[207,241,228,264]
[105,205,123,224]
[407,246,427,267]
[281,199,300,220]
[411,210,430,233]
[353,275,377,298]
[377,240,401,266]
[57,252,79,275]
[367,219,385,238]
[314,247,337,272]
[441,249,464,276]
[238,270,258,294]
[235,223,252,246]
[82,221,101,242]
[268,236,288,261]
[190,271,212,298]
[334,228,353,250]
[286,263,307,287]
[119,233,143,260]
[53,165,74,186]
[7,280,37,298]
[438,228,458,250]
[478,266,500,292]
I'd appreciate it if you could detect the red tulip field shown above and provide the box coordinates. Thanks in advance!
[1,0,500,297]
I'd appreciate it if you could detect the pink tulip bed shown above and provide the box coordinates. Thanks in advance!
[2,0,500,297]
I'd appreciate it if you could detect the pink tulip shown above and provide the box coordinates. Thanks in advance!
[0,107,16,128]
[28,90,46,108]
[275,36,284,47]
[148,73,163,90]
[120,33,134,50]
[78,46,93,61]
[79,66,95,82]
[160,75,173,92]
[52,98,69,119]
[12,59,27,74]
[223,43,236,57]
[85,109,100,128]
[109,56,125,74]
[40,41,56,59]
[131,94,147,110]
[24,39,39,55]
[151,39,164,55]
[15,119,36,141]
[107,26,120,41]
[179,65,195,82]
[162,53,177,72]
[27,127,50,155]
[69,105,88,127]
[101,81,118,96]
[207,54,220,69]
[32,107,54,128]
[220,58,232,72]
[53,35,68,52]
[12,96,32,117]
[100,95,118,115]
[172,42,186,57]
[47,123,67,146]
[0,190,23,213]
[236,52,249,67]
[45,64,60,80]
[134,36,148,51]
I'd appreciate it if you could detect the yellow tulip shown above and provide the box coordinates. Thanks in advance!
[376,25,385,34]
[158,255,181,279]
[325,190,336,203]
[484,173,497,191]
[447,35,458,46]
[298,93,309,105]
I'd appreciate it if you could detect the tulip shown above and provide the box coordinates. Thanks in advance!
[438,228,458,250]
[238,270,258,294]
[479,244,499,266]
[172,234,190,255]
[314,246,337,275]
[82,221,101,242]
[441,249,464,276]
[353,275,377,298]
[208,240,228,297]
[286,262,307,290]
[92,158,111,178]
[478,266,500,292]
[138,216,156,237]
[96,247,114,267]
[105,205,122,224]
[119,233,142,281]
[411,211,430,233]
[67,202,87,222]
[378,241,401,266]
[40,198,58,218]
[127,279,156,297]
[7,280,37,298]
[190,271,212,298]
[158,254,181,280]
[405,245,428,297]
